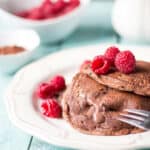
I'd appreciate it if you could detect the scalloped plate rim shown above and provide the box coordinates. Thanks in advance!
[4,44,150,150]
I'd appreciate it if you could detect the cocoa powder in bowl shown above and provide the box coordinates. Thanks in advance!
[0,46,25,55]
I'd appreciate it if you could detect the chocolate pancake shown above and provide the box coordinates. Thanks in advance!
[81,61,150,96]
[62,73,150,136]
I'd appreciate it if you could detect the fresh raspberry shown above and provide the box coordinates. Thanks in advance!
[15,0,80,20]
[36,83,56,99]
[61,6,73,15]
[16,11,29,18]
[91,55,111,75]
[70,0,80,7]
[41,98,62,118]
[42,0,51,6]
[40,0,55,18]
[62,0,80,14]
[41,3,55,18]
[50,75,66,92]
[27,7,44,20]
[52,0,66,13]
[115,50,136,74]
[104,46,120,65]
[80,60,91,71]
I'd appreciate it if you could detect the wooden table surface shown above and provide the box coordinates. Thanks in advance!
[0,1,148,150]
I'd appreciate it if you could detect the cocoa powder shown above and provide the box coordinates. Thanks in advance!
[0,46,25,55]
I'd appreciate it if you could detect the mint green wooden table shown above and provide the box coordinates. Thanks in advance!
[0,1,148,150]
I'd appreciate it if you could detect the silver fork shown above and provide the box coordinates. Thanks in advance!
[117,109,150,130]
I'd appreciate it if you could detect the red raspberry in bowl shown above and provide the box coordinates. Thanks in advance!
[52,0,66,13]
[91,55,111,75]
[41,98,62,118]
[16,0,80,20]
[104,46,120,65]
[62,0,80,14]
[42,0,52,6]
[27,7,44,20]
[115,50,136,74]
[50,75,66,92]
[16,11,29,18]
[41,2,55,18]
[36,83,56,99]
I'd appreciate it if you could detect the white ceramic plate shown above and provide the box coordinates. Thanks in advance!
[5,44,150,150]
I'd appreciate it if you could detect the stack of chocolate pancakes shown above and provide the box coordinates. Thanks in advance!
[62,61,150,136]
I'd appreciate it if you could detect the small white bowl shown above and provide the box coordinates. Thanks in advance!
[0,0,90,43]
[0,29,40,74]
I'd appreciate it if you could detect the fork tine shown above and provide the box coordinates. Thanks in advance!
[117,117,148,130]
[119,113,146,121]
[124,109,150,117]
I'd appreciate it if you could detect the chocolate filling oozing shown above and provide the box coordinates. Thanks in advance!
[81,61,150,96]
[63,73,150,136]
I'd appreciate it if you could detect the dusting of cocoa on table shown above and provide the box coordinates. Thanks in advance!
[0,46,25,55]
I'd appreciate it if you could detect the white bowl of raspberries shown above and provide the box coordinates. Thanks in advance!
[0,0,90,43]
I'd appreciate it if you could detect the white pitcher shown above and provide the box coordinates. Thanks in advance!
[112,0,150,42]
